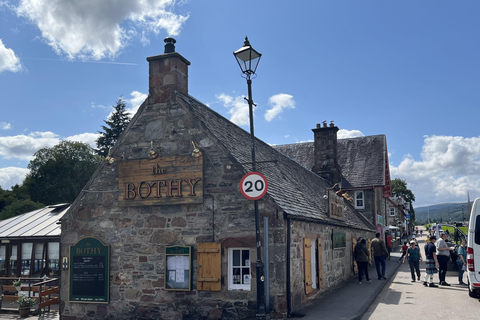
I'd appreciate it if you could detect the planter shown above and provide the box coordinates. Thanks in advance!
[15,286,21,291]
[18,306,30,318]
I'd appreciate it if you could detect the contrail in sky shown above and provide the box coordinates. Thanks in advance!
[20,57,137,66]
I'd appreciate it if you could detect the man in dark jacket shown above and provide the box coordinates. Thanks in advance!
[371,232,388,280]
[354,238,371,284]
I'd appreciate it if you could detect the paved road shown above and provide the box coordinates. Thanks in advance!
[361,237,479,320]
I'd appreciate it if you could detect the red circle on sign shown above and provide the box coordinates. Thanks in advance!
[240,172,268,200]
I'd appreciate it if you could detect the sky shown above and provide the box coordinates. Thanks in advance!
[1,0,480,208]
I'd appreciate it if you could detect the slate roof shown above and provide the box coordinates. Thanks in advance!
[273,135,388,189]
[176,93,374,231]
[0,204,68,239]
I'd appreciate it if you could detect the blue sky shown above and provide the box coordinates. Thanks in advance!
[1,0,480,208]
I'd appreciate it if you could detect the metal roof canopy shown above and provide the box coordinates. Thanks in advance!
[0,203,69,239]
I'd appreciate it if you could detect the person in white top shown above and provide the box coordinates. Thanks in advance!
[436,232,453,286]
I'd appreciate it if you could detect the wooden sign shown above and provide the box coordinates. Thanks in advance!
[69,237,110,303]
[119,155,203,206]
[328,189,346,221]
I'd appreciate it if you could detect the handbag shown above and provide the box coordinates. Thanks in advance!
[462,264,467,271]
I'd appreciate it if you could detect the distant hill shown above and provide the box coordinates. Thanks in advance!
[415,202,470,224]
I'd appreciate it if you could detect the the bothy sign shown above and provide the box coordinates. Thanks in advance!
[119,155,203,206]
[69,237,110,303]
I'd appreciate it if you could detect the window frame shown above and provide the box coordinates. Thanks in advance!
[389,208,396,216]
[354,191,365,209]
[227,247,251,291]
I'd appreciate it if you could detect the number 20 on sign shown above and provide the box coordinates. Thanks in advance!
[240,172,268,200]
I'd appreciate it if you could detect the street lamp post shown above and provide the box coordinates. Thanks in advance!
[234,36,266,319]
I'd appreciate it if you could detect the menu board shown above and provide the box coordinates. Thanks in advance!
[69,237,110,303]
[165,246,191,291]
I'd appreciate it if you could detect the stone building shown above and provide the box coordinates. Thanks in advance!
[60,38,375,320]
[275,128,392,238]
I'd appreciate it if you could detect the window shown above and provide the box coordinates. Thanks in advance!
[48,242,60,275]
[21,243,33,276]
[389,208,395,216]
[228,248,251,291]
[0,245,5,275]
[354,191,365,209]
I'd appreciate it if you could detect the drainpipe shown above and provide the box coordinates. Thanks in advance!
[286,217,292,317]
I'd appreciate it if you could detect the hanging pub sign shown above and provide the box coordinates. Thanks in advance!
[165,246,192,291]
[119,155,203,206]
[328,189,346,221]
[69,237,110,303]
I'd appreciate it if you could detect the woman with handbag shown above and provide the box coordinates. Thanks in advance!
[457,239,468,285]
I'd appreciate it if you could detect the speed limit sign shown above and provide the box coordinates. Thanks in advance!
[240,172,268,200]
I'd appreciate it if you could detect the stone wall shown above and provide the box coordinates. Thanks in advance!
[288,219,374,314]
[60,92,289,319]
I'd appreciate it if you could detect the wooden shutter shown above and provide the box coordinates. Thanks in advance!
[317,238,323,289]
[197,243,221,291]
[304,238,312,294]
[352,238,358,274]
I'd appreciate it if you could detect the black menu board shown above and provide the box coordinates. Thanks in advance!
[69,237,110,303]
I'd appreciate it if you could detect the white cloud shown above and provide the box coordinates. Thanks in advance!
[216,93,250,126]
[91,102,107,109]
[0,39,22,73]
[15,0,188,60]
[338,129,364,139]
[127,91,147,116]
[0,131,60,161]
[391,135,480,207]
[1,122,12,130]
[265,94,295,122]
[0,167,29,189]
[66,133,100,149]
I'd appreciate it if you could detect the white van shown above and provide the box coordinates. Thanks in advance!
[467,198,480,298]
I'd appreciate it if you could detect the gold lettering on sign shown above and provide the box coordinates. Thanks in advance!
[76,247,102,255]
[119,156,203,206]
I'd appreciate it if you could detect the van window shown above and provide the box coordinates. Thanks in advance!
[475,216,480,245]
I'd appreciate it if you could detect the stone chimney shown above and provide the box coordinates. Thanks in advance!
[312,121,341,184]
[146,37,191,103]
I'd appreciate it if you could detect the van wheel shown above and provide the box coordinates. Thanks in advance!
[468,283,479,298]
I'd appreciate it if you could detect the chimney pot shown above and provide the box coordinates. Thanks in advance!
[316,123,321,129]
[330,121,335,127]
[164,37,176,53]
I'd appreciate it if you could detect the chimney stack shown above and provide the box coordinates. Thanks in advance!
[146,37,191,103]
[312,121,341,184]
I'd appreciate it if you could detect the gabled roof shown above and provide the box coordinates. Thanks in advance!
[0,203,69,239]
[176,93,374,231]
[273,135,388,189]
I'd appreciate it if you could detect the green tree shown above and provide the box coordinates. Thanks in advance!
[391,178,416,221]
[96,98,131,157]
[0,199,44,220]
[24,141,102,205]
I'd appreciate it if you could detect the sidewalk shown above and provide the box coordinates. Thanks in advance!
[290,246,405,320]
[0,311,59,320]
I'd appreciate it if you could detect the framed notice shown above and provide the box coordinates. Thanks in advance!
[165,246,191,291]
[332,230,346,249]
[69,237,110,303]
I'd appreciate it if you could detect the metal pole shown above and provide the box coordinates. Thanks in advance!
[263,216,270,318]
[247,77,266,318]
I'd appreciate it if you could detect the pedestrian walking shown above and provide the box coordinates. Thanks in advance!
[386,233,392,260]
[457,239,468,285]
[403,240,422,282]
[436,231,453,286]
[423,235,439,287]
[354,238,371,284]
[398,242,408,262]
[371,232,388,280]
